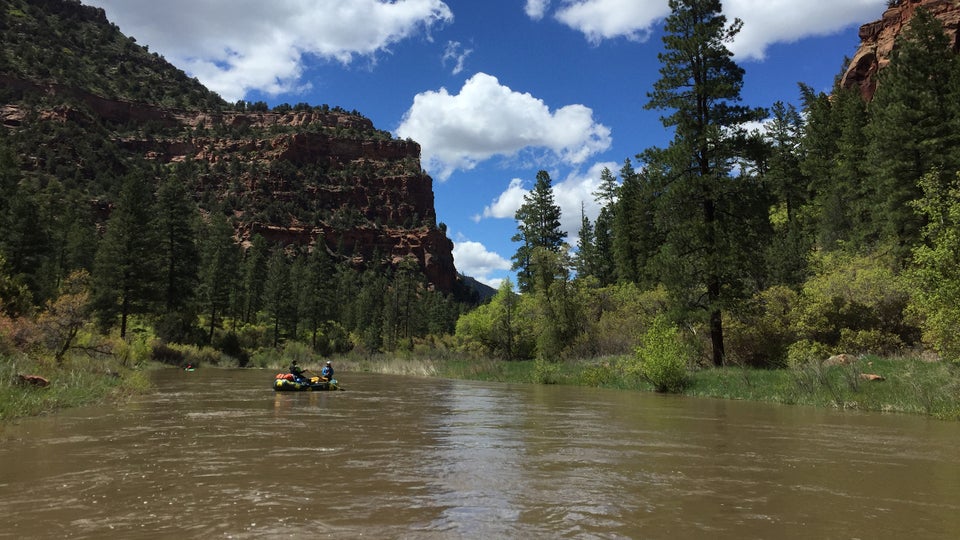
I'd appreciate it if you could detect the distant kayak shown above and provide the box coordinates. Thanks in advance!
[273,373,340,391]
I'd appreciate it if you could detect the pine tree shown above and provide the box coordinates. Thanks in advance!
[574,203,597,279]
[611,159,660,288]
[92,172,160,338]
[798,83,873,250]
[262,248,292,348]
[591,167,618,285]
[643,0,767,366]
[198,213,239,343]
[237,234,268,323]
[155,172,200,317]
[867,7,960,261]
[511,170,567,293]
[763,101,813,286]
[303,242,336,351]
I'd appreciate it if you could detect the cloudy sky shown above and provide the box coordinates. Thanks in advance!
[83,0,889,288]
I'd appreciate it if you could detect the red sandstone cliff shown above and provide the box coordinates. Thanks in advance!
[0,74,458,292]
[841,0,960,100]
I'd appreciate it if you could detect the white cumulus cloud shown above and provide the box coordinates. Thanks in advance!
[479,162,618,243]
[83,0,453,101]
[478,178,528,221]
[551,162,618,240]
[726,0,886,60]
[554,0,669,44]
[532,0,886,59]
[396,73,611,180]
[452,239,512,288]
[524,0,552,20]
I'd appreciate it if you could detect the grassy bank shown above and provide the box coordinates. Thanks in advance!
[338,353,960,419]
[5,347,956,423]
[0,354,151,423]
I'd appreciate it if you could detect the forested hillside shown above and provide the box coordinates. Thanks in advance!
[0,0,469,361]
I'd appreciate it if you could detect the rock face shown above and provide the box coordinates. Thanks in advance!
[841,0,960,100]
[1,0,459,293]
[1,76,458,292]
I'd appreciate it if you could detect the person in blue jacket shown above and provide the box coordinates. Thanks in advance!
[320,360,334,381]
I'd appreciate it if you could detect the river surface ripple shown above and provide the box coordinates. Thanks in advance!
[1,368,958,539]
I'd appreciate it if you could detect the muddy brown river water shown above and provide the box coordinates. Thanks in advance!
[1,368,959,539]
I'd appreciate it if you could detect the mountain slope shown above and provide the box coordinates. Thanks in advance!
[0,0,458,293]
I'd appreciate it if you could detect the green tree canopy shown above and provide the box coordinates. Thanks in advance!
[511,170,567,293]
[641,0,767,366]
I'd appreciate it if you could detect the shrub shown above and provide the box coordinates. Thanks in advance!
[725,285,798,368]
[837,328,903,356]
[906,171,960,363]
[183,345,222,367]
[579,361,617,387]
[631,315,690,393]
[592,284,669,356]
[216,331,249,367]
[151,342,185,366]
[532,356,561,384]
[792,250,917,351]
[786,339,833,368]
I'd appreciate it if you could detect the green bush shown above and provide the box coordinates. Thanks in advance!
[837,328,903,356]
[786,339,833,368]
[151,342,184,366]
[579,361,617,387]
[630,315,690,393]
[216,332,249,367]
[906,172,960,363]
[532,356,561,384]
[725,285,798,368]
[792,250,917,352]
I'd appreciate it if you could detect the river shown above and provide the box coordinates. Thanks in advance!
[1,368,958,539]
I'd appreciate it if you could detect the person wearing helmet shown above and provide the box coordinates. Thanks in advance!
[289,360,306,381]
[320,360,334,381]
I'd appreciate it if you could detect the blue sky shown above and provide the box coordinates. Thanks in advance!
[83,0,889,288]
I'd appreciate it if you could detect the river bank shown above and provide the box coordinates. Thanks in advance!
[0,356,150,423]
[4,350,957,424]
[338,353,960,419]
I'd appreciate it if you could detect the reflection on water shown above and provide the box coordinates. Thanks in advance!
[1,368,959,539]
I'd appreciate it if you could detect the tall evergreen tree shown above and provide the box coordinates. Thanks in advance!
[92,173,160,338]
[262,248,292,347]
[198,213,239,343]
[238,234,269,324]
[355,266,387,351]
[382,257,423,350]
[511,170,567,293]
[591,167,618,285]
[574,203,597,279]
[643,0,767,366]
[155,172,200,317]
[763,101,813,286]
[798,82,872,250]
[288,253,309,339]
[866,7,960,261]
[611,159,660,288]
[303,243,336,351]
[2,188,52,303]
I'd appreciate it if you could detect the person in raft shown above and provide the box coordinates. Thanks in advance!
[289,360,307,381]
[320,361,334,381]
